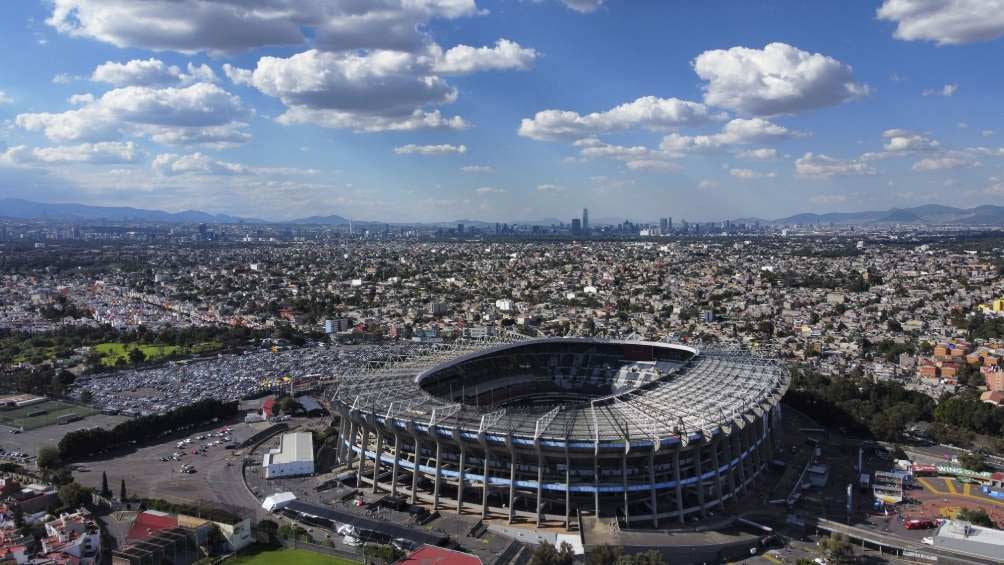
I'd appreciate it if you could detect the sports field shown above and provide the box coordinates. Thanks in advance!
[0,399,97,430]
[228,547,358,565]
[93,341,220,366]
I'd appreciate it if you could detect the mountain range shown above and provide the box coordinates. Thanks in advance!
[5,197,1004,227]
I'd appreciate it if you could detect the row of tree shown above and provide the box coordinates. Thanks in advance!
[57,398,238,460]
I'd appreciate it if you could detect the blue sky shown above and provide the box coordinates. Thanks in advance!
[1,0,1003,222]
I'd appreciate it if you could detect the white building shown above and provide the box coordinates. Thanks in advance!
[262,492,297,513]
[263,432,314,479]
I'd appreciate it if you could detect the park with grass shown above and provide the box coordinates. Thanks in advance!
[227,547,359,565]
[93,340,221,366]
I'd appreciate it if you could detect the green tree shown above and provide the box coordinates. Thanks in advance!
[959,452,988,472]
[128,347,146,365]
[617,550,667,564]
[818,533,854,564]
[530,541,575,565]
[37,445,60,470]
[957,507,995,528]
[79,390,93,404]
[588,545,623,565]
[279,396,298,414]
[363,544,405,564]
[58,482,91,509]
[119,479,127,502]
[100,471,110,497]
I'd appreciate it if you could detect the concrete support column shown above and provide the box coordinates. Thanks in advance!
[736,431,748,492]
[649,449,658,528]
[594,457,601,518]
[482,451,490,520]
[391,434,401,497]
[335,416,349,465]
[433,442,442,511]
[723,433,736,499]
[410,436,420,505]
[750,425,763,481]
[695,443,706,517]
[536,453,544,527]
[673,449,684,525]
[356,427,370,487]
[345,421,358,472]
[711,438,724,511]
[457,445,466,515]
[371,431,384,494]
[564,454,572,530]
[622,452,630,525]
[508,457,517,524]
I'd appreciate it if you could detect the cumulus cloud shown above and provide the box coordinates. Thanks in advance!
[698,179,720,190]
[1,142,139,165]
[692,42,868,115]
[0,90,12,104]
[912,156,980,171]
[922,83,958,96]
[152,152,247,176]
[475,186,506,193]
[729,168,776,179]
[660,118,800,154]
[626,160,682,171]
[15,83,249,146]
[536,183,566,193]
[431,39,537,74]
[461,165,494,173]
[393,143,466,155]
[46,0,480,55]
[518,96,721,140]
[560,0,606,12]
[882,129,940,152]
[877,0,1004,45]
[737,148,778,160]
[91,58,217,86]
[795,152,877,178]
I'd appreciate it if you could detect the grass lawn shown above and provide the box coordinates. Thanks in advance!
[228,547,359,565]
[93,341,221,366]
[0,400,96,430]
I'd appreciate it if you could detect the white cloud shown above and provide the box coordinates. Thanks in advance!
[737,148,778,160]
[536,183,566,193]
[15,83,249,145]
[882,129,940,152]
[912,156,980,171]
[729,168,776,180]
[560,0,606,12]
[52,73,79,84]
[475,186,505,193]
[431,39,537,74]
[698,179,720,190]
[660,118,800,154]
[922,83,958,97]
[461,165,494,173]
[228,48,475,132]
[0,90,12,104]
[67,93,95,105]
[877,0,1004,45]
[795,152,877,178]
[152,152,247,176]
[982,129,995,137]
[626,160,682,171]
[46,0,480,55]
[1,141,140,165]
[518,96,720,140]
[91,58,216,87]
[692,42,868,115]
[393,143,467,155]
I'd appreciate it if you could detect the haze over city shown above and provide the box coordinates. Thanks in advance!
[2,1,1004,222]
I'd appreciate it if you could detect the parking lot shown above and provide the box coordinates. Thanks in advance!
[1,412,130,460]
[71,418,266,512]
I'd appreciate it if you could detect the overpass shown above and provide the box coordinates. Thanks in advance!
[815,519,1000,565]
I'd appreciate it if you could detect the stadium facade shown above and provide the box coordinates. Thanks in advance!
[332,334,788,528]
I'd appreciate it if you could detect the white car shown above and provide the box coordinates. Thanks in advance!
[922,537,934,545]
[344,535,362,547]
[336,524,356,537]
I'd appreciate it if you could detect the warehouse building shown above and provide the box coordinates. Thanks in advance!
[263,432,314,479]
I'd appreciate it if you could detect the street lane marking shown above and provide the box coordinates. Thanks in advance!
[963,483,971,497]
[916,477,941,494]
[944,478,957,495]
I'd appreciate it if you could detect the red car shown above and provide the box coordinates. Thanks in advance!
[906,519,935,530]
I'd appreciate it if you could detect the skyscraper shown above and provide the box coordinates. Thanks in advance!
[571,218,582,235]
[659,217,668,235]
[582,208,589,233]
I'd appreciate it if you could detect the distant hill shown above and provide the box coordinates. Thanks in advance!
[768,205,1004,226]
[0,198,261,224]
[287,214,352,225]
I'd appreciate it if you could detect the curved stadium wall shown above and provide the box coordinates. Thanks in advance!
[331,334,788,529]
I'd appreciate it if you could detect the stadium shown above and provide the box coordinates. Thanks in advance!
[332,334,788,529]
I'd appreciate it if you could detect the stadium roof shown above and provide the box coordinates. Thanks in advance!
[332,333,788,446]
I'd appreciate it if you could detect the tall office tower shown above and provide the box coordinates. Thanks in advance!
[571,218,582,235]
[659,217,669,235]
[667,217,673,231]
[582,208,589,232]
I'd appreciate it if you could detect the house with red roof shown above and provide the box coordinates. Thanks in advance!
[400,545,483,565]
[126,511,178,542]
[261,397,277,419]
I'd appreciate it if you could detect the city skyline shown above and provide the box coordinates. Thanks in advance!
[2,1,1004,222]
